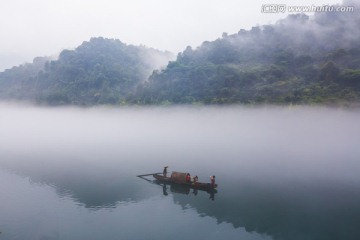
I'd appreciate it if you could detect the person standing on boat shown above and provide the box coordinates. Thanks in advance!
[163,166,168,177]
[210,175,215,187]
[193,175,198,185]
[186,173,191,183]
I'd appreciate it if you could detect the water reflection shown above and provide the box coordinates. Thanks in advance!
[152,179,217,200]
[3,160,360,240]
[1,105,360,240]
[154,177,360,240]
[0,161,156,209]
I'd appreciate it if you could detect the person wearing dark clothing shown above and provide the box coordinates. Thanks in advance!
[163,166,168,177]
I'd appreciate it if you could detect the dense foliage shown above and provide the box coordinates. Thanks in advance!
[134,5,360,105]
[1,1,360,106]
[0,56,52,101]
[0,37,173,105]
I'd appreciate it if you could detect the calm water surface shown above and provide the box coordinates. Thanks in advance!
[0,105,360,240]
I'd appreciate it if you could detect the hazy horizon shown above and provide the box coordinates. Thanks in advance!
[0,0,344,71]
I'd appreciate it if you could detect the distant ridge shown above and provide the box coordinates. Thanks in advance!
[133,1,360,105]
[1,1,360,106]
[0,37,174,105]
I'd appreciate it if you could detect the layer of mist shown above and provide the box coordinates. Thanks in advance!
[1,104,360,240]
[1,104,360,181]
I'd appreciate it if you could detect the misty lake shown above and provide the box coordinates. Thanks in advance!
[0,105,360,240]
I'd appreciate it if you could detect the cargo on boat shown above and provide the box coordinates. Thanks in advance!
[153,171,217,190]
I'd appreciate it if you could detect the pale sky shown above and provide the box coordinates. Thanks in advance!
[0,0,344,71]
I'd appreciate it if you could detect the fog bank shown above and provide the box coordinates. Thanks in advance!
[1,104,359,182]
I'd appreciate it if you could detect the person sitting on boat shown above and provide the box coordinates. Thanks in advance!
[163,166,168,177]
[210,175,215,187]
[186,173,191,183]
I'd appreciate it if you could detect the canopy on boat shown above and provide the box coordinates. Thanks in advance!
[170,171,189,183]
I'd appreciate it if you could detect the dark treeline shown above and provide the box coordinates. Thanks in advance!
[0,38,173,105]
[134,1,360,105]
[1,1,360,106]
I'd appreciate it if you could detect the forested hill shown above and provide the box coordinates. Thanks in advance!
[134,1,360,105]
[1,1,360,106]
[0,37,174,105]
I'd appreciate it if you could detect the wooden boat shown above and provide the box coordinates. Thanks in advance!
[153,171,217,190]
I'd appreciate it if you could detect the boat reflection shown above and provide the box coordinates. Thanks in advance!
[137,175,217,200]
[3,163,360,240]
[155,179,217,200]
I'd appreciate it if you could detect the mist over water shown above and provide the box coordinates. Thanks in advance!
[0,104,360,240]
[1,104,359,180]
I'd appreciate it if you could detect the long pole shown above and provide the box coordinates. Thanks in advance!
[136,172,162,177]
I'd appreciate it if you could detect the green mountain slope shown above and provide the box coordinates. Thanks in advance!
[0,37,173,105]
[1,1,360,106]
[134,2,360,105]
[0,56,52,101]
